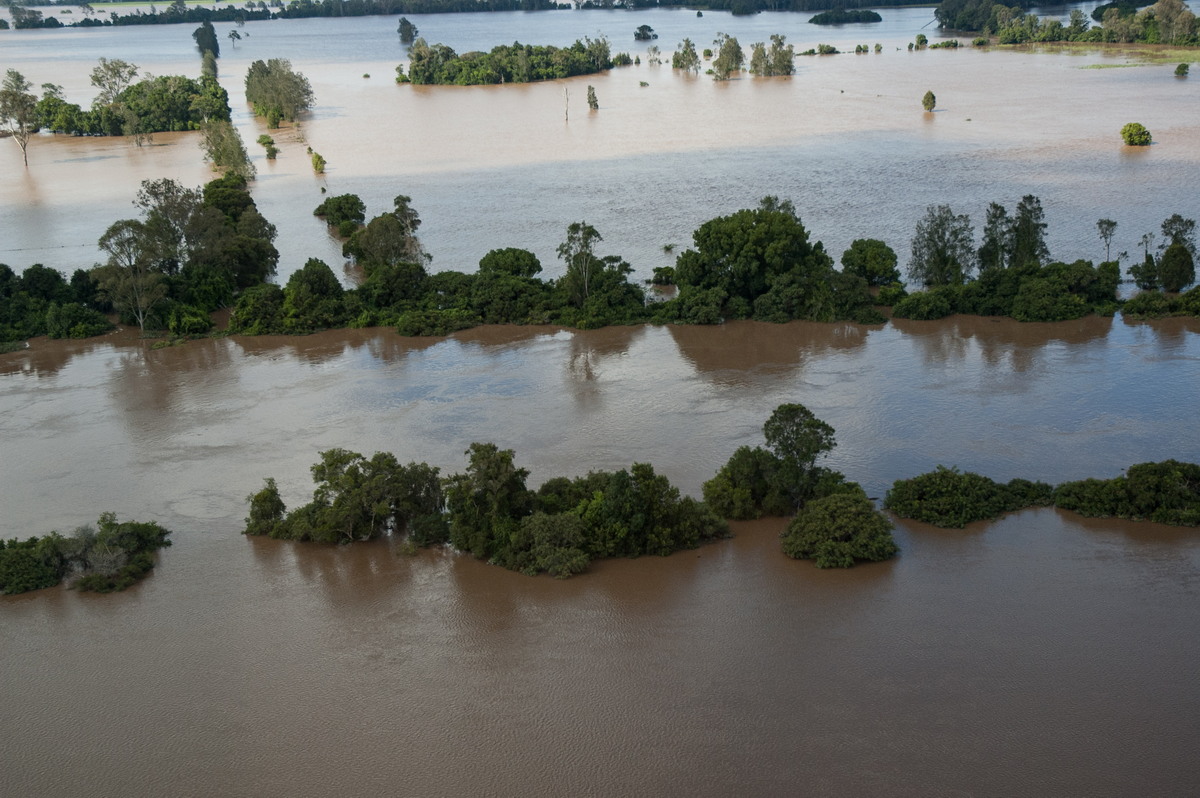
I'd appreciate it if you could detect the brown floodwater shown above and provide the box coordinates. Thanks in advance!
[2,9,1200,796]
[2,316,1199,796]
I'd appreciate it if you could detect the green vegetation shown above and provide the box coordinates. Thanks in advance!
[0,264,112,345]
[1177,62,1191,75]
[33,59,230,142]
[314,194,367,237]
[245,445,728,578]
[1,70,39,166]
[635,24,658,41]
[841,239,900,286]
[0,513,172,595]
[888,460,1200,529]
[922,90,937,111]
[884,466,1054,528]
[704,403,898,568]
[257,134,279,160]
[1055,460,1200,525]
[809,9,882,24]
[245,59,314,127]
[711,33,745,80]
[398,16,418,44]
[200,119,255,181]
[896,196,1124,322]
[782,493,897,568]
[401,38,612,85]
[935,0,1196,45]
[748,35,796,76]
[1121,121,1152,145]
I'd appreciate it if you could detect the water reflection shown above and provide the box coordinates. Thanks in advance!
[1120,314,1200,347]
[891,313,1113,370]
[666,319,875,385]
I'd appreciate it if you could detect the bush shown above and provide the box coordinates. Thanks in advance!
[1176,63,1189,77]
[782,492,898,568]
[1121,122,1151,146]
[44,302,112,339]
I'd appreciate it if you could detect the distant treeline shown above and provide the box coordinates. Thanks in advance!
[886,461,1200,528]
[935,0,1197,46]
[9,0,931,30]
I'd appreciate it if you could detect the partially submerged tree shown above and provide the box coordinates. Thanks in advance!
[908,204,976,286]
[0,69,38,167]
[95,219,168,334]
[245,59,314,127]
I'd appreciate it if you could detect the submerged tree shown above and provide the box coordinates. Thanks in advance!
[557,221,603,307]
[193,21,220,60]
[672,38,702,73]
[712,33,744,80]
[245,59,314,127]
[95,219,168,334]
[1097,218,1118,263]
[0,69,38,167]
[200,119,255,181]
[922,90,937,111]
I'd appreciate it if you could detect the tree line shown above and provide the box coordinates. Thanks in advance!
[887,197,1196,322]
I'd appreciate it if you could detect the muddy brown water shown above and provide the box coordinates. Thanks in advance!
[2,316,1199,797]
[3,8,1200,796]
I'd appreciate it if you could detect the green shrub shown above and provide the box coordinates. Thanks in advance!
[782,493,898,568]
[1121,122,1151,146]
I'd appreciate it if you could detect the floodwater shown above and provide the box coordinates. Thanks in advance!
[1,8,1198,280]
[3,7,1200,797]
[3,316,1200,796]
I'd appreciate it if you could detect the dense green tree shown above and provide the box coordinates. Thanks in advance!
[245,59,314,126]
[908,204,975,286]
[922,90,936,111]
[782,492,898,568]
[763,402,837,506]
[1010,194,1050,268]
[0,69,39,166]
[345,195,427,271]
[1158,242,1195,292]
[841,239,899,286]
[978,202,1012,272]
[587,85,598,110]
[1160,213,1197,258]
[1055,460,1200,526]
[635,24,657,40]
[283,258,347,332]
[674,197,834,319]
[398,16,418,44]
[193,21,220,59]
[1121,122,1151,145]
[314,193,367,233]
[497,512,590,578]
[404,38,612,85]
[444,442,532,560]
[702,445,793,519]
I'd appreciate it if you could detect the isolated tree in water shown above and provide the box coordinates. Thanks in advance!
[0,69,38,166]
[922,90,936,111]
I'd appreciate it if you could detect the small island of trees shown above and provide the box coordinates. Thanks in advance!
[0,513,172,595]
[397,38,615,85]
[810,9,883,24]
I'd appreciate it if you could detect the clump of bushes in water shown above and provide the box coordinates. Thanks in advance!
[1055,460,1200,526]
[313,193,366,238]
[0,513,172,595]
[885,460,1200,528]
[884,466,1054,528]
[810,8,882,24]
[703,403,899,568]
[244,445,729,579]
[1121,122,1152,146]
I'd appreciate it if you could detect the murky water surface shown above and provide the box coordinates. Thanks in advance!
[2,8,1200,797]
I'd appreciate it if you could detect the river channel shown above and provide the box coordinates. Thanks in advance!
[2,6,1200,797]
